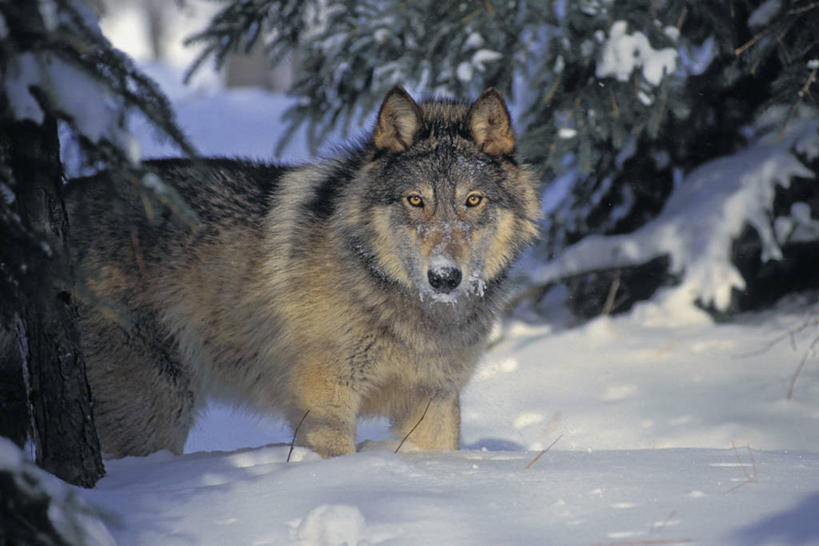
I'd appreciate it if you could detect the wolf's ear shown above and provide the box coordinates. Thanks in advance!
[373,86,423,153]
[468,88,515,156]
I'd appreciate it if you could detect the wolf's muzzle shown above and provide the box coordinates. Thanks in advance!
[428,266,462,293]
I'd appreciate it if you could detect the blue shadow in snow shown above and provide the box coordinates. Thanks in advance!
[731,491,819,545]
[462,438,525,452]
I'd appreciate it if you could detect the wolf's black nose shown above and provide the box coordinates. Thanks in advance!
[428,267,462,293]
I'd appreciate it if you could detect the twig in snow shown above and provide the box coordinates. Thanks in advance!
[649,511,677,536]
[725,442,757,494]
[601,268,622,316]
[395,397,433,454]
[286,409,310,463]
[524,433,563,469]
[787,334,819,399]
[733,309,819,399]
[734,313,818,357]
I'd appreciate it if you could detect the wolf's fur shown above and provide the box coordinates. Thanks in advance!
[66,87,539,458]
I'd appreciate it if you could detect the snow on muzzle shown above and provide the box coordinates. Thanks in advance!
[427,255,462,294]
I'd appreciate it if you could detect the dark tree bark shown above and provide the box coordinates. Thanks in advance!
[0,466,73,546]
[2,116,104,487]
[0,326,28,449]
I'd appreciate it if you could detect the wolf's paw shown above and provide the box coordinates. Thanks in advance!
[300,424,356,458]
[356,438,421,453]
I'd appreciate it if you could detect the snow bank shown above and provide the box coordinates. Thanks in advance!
[531,118,818,313]
[0,438,115,546]
[82,443,819,545]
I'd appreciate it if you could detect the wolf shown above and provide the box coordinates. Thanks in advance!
[65,86,540,458]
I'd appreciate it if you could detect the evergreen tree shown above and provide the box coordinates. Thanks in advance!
[187,0,818,263]
[0,0,195,489]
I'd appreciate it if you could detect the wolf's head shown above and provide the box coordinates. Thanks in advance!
[340,86,540,305]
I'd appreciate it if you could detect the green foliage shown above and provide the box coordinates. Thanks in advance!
[0,0,198,315]
[187,0,818,256]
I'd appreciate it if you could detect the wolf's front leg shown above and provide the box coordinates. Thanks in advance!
[287,360,359,458]
[391,391,460,451]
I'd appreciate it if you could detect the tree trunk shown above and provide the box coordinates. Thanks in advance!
[3,116,104,487]
[0,325,28,449]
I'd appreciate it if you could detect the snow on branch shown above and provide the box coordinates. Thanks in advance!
[0,438,114,545]
[4,51,133,153]
[531,118,819,313]
[595,20,678,86]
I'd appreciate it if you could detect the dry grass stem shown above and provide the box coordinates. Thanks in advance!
[733,310,818,398]
[395,397,433,454]
[601,269,622,315]
[788,336,818,399]
[725,442,757,494]
[286,409,310,462]
[524,433,563,469]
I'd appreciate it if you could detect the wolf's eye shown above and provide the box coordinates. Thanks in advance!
[465,193,484,207]
[407,195,424,207]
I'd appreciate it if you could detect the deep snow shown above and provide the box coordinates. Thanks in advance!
[86,445,819,545]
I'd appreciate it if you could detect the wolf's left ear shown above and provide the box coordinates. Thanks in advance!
[374,86,423,153]
[468,88,515,156]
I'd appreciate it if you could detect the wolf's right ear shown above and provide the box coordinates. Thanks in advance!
[373,86,423,153]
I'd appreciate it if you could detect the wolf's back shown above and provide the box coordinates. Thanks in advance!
[65,158,294,456]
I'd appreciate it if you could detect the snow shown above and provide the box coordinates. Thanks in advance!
[4,53,46,125]
[463,32,485,50]
[532,118,818,311]
[596,20,677,86]
[130,63,320,162]
[456,61,473,83]
[557,127,576,139]
[455,49,502,83]
[1,438,116,546]
[678,35,716,77]
[4,50,130,151]
[0,182,14,204]
[748,0,781,29]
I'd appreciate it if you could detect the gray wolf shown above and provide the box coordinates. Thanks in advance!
[66,86,540,458]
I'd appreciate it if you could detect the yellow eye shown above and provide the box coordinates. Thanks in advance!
[407,194,424,207]
[466,193,484,207]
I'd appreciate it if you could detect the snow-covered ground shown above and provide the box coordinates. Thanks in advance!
[58,58,819,544]
[81,294,819,546]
